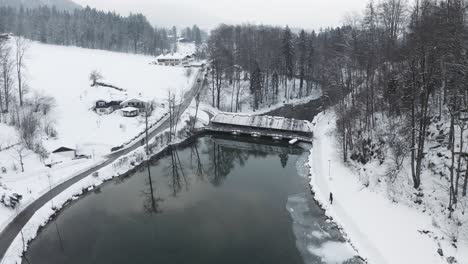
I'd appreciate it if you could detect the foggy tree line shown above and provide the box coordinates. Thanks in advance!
[0,5,174,55]
[181,25,203,46]
[318,0,468,215]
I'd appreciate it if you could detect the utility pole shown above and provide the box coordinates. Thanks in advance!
[145,101,153,155]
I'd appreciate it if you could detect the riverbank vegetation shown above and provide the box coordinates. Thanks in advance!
[326,0,468,217]
[206,0,467,257]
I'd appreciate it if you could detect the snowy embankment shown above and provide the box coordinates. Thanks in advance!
[203,74,321,114]
[1,102,209,264]
[309,111,468,264]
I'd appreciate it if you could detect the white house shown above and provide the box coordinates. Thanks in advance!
[121,107,139,117]
[120,99,146,113]
[156,52,196,66]
[52,147,77,159]
[95,100,113,115]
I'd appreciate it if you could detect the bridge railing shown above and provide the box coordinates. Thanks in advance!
[196,125,313,143]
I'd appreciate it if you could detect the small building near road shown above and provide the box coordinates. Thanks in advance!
[178,38,192,43]
[120,99,146,113]
[52,147,77,159]
[121,107,139,117]
[0,33,12,41]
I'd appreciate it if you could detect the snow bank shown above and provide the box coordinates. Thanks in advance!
[203,75,322,114]
[0,124,16,149]
[308,111,457,264]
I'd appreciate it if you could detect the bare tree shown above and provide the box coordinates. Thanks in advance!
[15,36,28,107]
[144,100,155,155]
[192,92,200,131]
[0,42,14,114]
[167,90,176,142]
[12,144,26,172]
[89,70,103,87]
[15,108,40,149]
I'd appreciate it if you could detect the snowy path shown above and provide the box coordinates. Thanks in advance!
[309,112,449,264]
[0,70,206,262]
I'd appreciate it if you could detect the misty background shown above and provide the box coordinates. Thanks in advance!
[72,0,370,30]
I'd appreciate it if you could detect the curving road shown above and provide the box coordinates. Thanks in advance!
[0,68,206,262]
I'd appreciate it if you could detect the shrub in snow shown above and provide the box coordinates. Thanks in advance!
[185,68,193,77]
[29,93,55,115]
[44,122,58,138]
[15,109,41,149]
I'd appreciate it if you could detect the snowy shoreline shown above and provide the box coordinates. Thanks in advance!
[308,111,468,264]
[1,128,204,264]
[0,100,211,264]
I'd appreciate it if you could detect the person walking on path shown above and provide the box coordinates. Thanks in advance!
[329,192,333,205]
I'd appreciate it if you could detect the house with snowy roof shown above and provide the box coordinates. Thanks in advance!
[121,107,140,117]
[120,99,147,117]
[94,100,122,115]
[156,52,195,66]
[51,147,77,159]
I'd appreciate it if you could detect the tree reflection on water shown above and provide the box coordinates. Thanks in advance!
[142,136,300,214]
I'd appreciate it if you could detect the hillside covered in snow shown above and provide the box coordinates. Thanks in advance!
[21,40,198,154]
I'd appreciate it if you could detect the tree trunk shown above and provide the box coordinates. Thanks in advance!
[411,93,418,188]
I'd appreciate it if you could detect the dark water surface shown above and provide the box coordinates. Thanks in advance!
[266,99,323,121]
[25,135,359,264]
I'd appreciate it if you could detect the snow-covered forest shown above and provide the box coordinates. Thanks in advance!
[1,0,468,263]
[206,0,468,260]
[207,25,320,111]
[208,0,468,212]
[0,5,204,55]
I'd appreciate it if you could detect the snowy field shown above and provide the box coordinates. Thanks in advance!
[22,40,198,155]
[0,40,199,240]
[309,111,468,264]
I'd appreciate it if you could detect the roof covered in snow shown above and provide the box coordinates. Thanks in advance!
[121,107,139,112]
[156,52,193,61]
[121,98,145,105]
[52,147,76,153]
[211,113,313,134]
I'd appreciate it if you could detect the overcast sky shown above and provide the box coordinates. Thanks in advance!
[73,0,369,30]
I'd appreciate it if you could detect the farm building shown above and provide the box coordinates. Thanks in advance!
[210,113,313,138]
[121,107,139,117]
[178,38,192,43]
[156,52,195,66]
[52,147,77,159]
